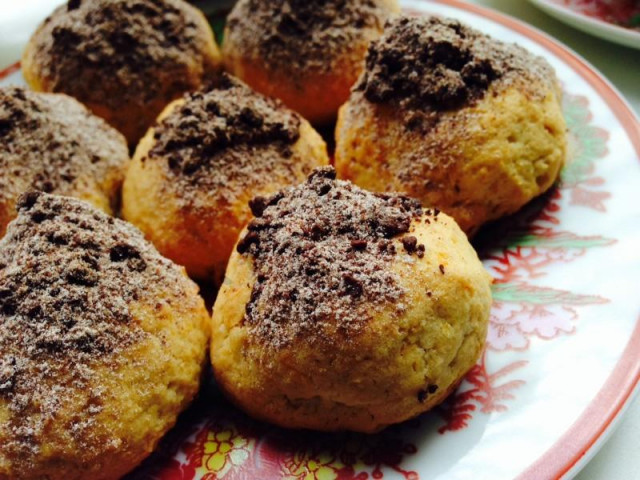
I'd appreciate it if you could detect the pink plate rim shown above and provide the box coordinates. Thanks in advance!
[1,2,639,478]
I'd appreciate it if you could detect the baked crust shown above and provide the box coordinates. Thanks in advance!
[335,16,567,235]
[0,87,129,238]
[335,87,566,235]
[122,76,329,283]
[0,193,210,480]
[22,0,221,145]
[222,0,399,124]
[210,170,492,432]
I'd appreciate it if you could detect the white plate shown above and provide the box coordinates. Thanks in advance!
[2,0,640,478]
[529,0,640,50]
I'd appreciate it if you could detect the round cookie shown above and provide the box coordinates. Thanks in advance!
[211,167,492,433]
[335,16,567,235]
[0,192,210,480]
[122,74,329,284]
[0,86,129,238]
[22,0,221,145]
[223,0,399,124]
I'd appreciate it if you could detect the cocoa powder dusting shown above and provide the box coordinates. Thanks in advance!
[237,167,423,348]
[0,87,128,216]
[30,0,213,109]
[356,16,556,130]
[148,74,302,207]
[226,0,393,73]
[0,192,185,460]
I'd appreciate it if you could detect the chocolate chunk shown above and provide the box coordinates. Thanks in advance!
[237,231,260,254]
[66,264,98,287]
[343,273,364,298]
[67,0,82,12]
[350,239,368,251]
[402,235,418,254]
[308,166,337,181]
[249,196,269,218]
[317,183,332,196]
[17,191,42,211]
[417,384,438,403]
[109,243,140,262]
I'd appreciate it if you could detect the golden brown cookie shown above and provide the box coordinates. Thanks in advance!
[122,74,329,284]
[223,0,399,124]
[335,16,567,235]
[0,192,210,480]
[0,86,129,238]
[211,167,492,433]
[22,0,221,145]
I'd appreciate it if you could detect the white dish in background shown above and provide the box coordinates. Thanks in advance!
[1,0,640,478]
[0,0,65,69]
[529,0,640,50]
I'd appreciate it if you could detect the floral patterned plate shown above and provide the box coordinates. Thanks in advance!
[2,0,639,478]
[529,0,640,49]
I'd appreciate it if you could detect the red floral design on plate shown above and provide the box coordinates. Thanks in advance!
[128,394,420,480]
[438,352,528,433]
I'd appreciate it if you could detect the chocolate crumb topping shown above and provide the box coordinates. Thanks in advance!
[401,235,417,253]
[29,0,215,110]
[356,16,555,130]
[237,167,423,348]
[417,383,438,402]
[0,87,128,227]
[148,74,302,206]
[226,0,393,73]
[248,196,269,218]
[0,192,185,456]
[401,235,425,257]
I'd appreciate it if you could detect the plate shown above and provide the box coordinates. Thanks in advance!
[2,0,640,478]
[529,0,640,50]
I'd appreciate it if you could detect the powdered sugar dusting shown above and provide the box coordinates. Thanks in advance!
[357,16,557,131]
[146,74,303,210]
[29,0,215,110]
[0,86,128,223]
[236,167,423,348]
[0,192,186,464]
